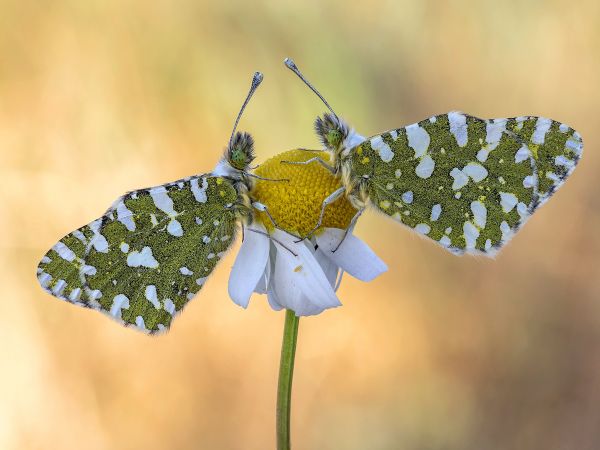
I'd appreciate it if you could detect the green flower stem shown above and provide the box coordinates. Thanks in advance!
[276,309,300,450]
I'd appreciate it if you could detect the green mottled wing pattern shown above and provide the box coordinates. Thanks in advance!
[350,113,582,255]
[37,175,239,333]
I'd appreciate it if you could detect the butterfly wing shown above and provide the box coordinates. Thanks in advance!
[37,175,239,333]
[350,113,582,255]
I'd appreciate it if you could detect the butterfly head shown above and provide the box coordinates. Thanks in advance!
[227,131,255,171]
[315,112,349,153]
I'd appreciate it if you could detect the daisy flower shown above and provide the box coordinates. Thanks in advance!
[229,149,388,316]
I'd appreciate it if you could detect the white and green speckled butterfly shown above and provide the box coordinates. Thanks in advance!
[283,58,583,255]
[37,72,267,334]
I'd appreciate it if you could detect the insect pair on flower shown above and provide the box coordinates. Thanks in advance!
[36,59,583,334]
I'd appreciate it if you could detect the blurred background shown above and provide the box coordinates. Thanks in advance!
[1,0,599,449]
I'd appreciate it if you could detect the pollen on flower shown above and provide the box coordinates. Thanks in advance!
[252,149,357,236]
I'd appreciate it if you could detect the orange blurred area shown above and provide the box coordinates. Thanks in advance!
[1,1,600,449]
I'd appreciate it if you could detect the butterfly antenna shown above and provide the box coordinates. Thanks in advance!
[284,58,337,117]
[229,71,264,148]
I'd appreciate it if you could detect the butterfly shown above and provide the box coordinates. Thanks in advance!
[282,58,583,256]
[36,72,276,334]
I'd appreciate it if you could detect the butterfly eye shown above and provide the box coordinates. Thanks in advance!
[231,147,248,170]
[326,129,342,148]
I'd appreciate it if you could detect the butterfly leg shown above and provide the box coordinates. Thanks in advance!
[246,226,298,257]
[252,201,303,240]
[297,186,346,242]
[280,157,336,174]
[332,207,365,253]
[247,173,289,182]
[295,148,326,153]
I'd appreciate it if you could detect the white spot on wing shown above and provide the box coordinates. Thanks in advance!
[91,233,109,253]
[38,272,52,288]
[523,175,536,189]
[415,155,435,178]
[52,279,67,295]
[127,246,159,268]
[405,124,430,158]
[164,299,176,315]
[144,285,160,309]
[439,235,451,247]
[463,163,488,182]
[485,119,506,151]
[476,149,490,162]
[463,222,480,249]
[500,192,518,213]
[370,136,394,162]
[87,289,102,302]
[415,223,431,235]
[555,155,575,168]
[500,221,511,241]
[470,201,487,228]
[190,177,209,203]
[149,187,177,216]
[430,204,442,221]
[517,202,529,221]
[532,117,552,145]
[448,112,468,147]
[167,219,184,237]
[110,294,130,319]
[546,171,561,183]
[53,242,76,262]
[81,265,96,276]
[515,144,531,163]
[135,316,147,331]
[72,230,87,243]
[116,200,136,231]
[485,239,492,251]
[178,267,192,276]
[450,168,469,190]
[401,191,414,204]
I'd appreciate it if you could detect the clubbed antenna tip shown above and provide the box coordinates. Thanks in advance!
[284,58,297,70]
[283,57,336,117]
[229,71,264,147]
[251,71,264,87]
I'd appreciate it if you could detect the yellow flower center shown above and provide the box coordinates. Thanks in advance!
[252,149,357,236]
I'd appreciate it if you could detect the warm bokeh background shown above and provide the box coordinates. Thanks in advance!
[1,1,599,449]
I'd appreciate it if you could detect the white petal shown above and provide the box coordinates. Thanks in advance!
[254,271,268,294]
[256,242,279,295]
[266,285,284,311]
[316,228,387,282]
[271,230,341,316]
[314,248,340,287]
[228,223,269,308]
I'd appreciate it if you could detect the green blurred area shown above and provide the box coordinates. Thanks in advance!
[1,1,599,449]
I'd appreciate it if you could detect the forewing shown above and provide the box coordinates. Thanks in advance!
[352,113,582,255]
[37,175,239,333]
